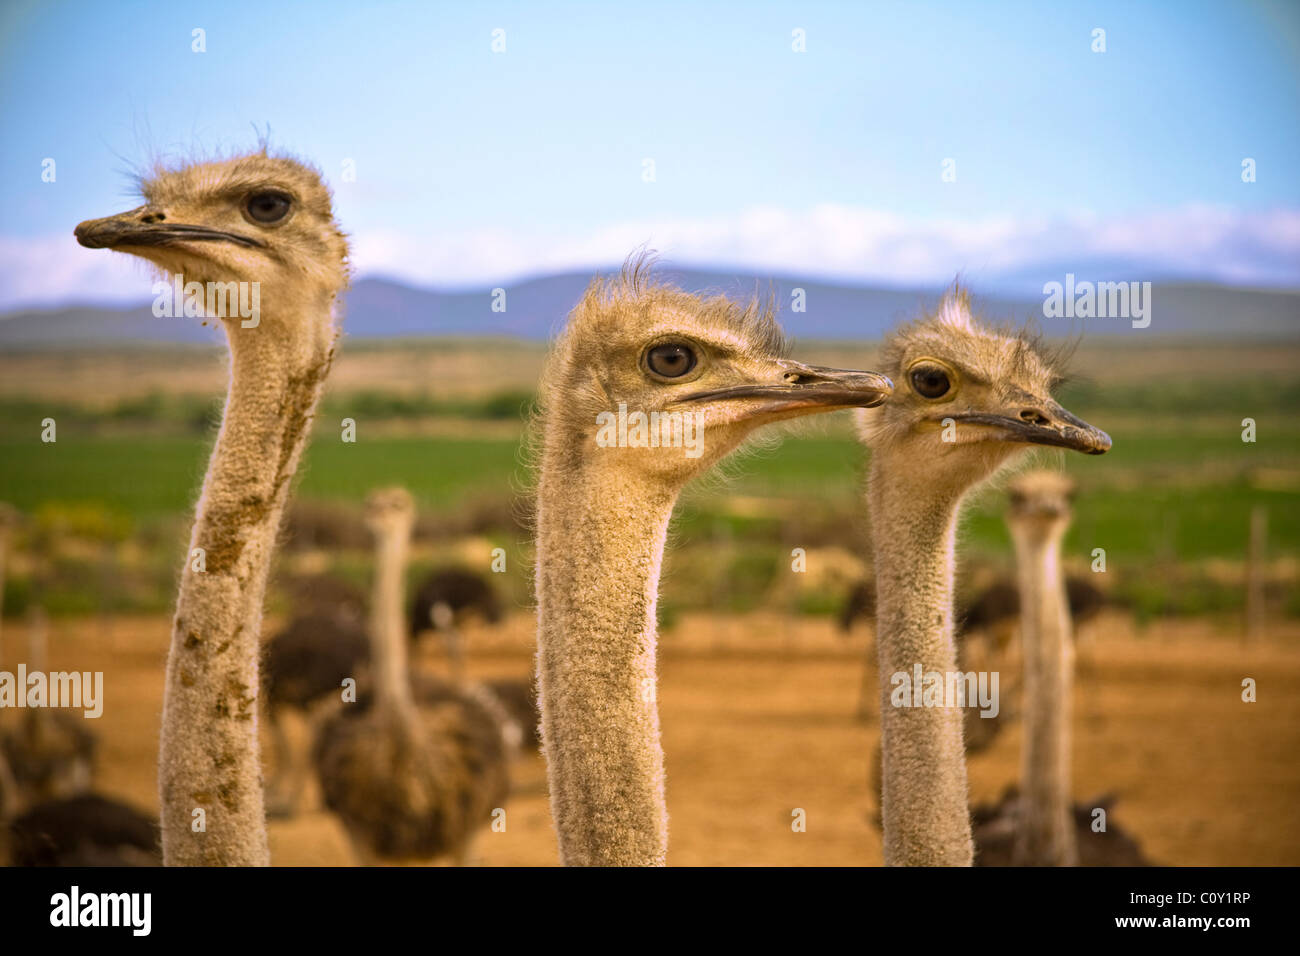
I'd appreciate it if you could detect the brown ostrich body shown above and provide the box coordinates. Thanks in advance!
[312,488,510,864]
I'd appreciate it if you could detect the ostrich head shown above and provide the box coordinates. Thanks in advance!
[364,487,415,539]
[1007,470,1076,543]
[538,259,893,484]
[74,152,350,319]
[859,289,1109,491]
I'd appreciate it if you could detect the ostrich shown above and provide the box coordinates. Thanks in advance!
[842,575,1107,639]
[857,291,1110,866]
[1,616,158,868]
[960,574,1110,646]
[971,788,1149,866]
[261,609,369,817]
[838,579,876,635]
[479,678,540,752]
[0,600,156,866]
[6,793,160,867]
[533,259,892,865]
[842,577,1010,754]
[75,150,350,865]
[959,572,1114,692]
[972,471,1150,866]
[262,571,370,816]
[1007,471,1077,864]
[266,569,527,818]
[284,571,369,621]
[0,607,97,805]
[409,566,503,667]
[408,568,538,751]
[312,488,510,865]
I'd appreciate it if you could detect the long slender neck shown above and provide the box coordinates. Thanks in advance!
[1011,522,1077,865]
[159,298,336,866]
[370,520,415,715]
[868,456,974,866]
[535,445,677,866]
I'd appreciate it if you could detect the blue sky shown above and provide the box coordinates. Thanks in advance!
[1,0,1298,308]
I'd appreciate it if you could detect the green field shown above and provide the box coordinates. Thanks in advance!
[0,341,1296,621]
[0,433,528,518]
[1,410,1295,555]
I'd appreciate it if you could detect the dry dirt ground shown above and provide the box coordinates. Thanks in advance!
[10,610,1300,866]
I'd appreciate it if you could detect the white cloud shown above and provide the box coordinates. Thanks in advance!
[3,204,1297,312]
[0,233,167,311]
[313,203,1300,291]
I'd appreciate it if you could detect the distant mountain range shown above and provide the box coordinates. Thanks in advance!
[1,269,1296,348]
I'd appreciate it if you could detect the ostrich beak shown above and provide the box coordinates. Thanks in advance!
[950,397,1111,455]
[676,362,894,420]
[75,206,264,250]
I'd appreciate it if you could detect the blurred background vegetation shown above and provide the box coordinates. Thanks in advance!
[0,338,1296,631]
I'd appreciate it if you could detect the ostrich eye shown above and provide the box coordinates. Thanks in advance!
[910,364,951,399]
[646,343,697,378]
[244,191,292,224]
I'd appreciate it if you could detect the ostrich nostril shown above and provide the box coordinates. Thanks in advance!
[1020,408,1051,426]
[140,209,166,224]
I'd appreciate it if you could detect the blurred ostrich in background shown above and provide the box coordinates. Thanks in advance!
[409,567,538,752]
[313,489,511,865]
[262,605,369,818]
[260,572,370,817]
[409,567,502,670]
[0,505,158,866]
[0,609,96,805]
[973,471,1151,866]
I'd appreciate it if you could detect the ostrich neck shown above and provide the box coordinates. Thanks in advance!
[1012,525,1077,866]
[869,457,974,866]
[371,522,415,715]
[159,300,336,866]
[535,444,676,866]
